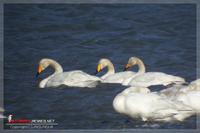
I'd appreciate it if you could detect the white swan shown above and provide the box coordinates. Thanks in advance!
[113,87,194,122]
[186,79,200,91]
[176,91,200,113]
[95,58,141,84]
[123,57,185,87]
[36,58,101,88]
[161,79,200,96]
[161,79,200,113]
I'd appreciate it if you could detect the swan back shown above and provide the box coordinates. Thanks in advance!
[101,71,136,84]
[128,72,185,87]
[46,70,101,88]
[122,86,150,94]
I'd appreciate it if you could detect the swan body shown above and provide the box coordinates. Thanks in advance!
[186,79,200,91]
[37,58,101,88]
[160,84,184,97]
[126,72,185,87]
[160,79,200,96]
[45,70,101,88]
[96,58,140,84]
[176,91,200,113]
[113,87,194,122]
[123,57,185,87]
[161,79,200,113]
[101,71,137,84]
[162,89,200,113]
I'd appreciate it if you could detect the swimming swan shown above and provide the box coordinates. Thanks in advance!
[95,58,140,84]
[36,58,101,88]
[113,87,194,122]
[123,57,185,87]
[161,79,200,113]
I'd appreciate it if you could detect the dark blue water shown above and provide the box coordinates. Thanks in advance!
[4,4,196,129]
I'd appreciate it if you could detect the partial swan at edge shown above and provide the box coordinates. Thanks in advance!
[160,79,200,113]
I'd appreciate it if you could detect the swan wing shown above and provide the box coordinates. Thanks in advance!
[46,70,101,88]
[128,72,185,87]
[159,84,184,98]
[189,79,200,91]
[122,92,193,121]
[124,93,174,120]
[103,71,136,84]
[177,91,200,112]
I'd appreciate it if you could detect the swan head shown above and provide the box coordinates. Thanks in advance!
[95,58,114,74]
[124,57,138,71]
[36,58,53,77]
[124,57,145,72]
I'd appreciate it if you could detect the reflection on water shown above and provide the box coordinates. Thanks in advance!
[4,4,196,129]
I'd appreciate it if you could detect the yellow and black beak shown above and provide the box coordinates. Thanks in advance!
[36,65,43,78]
[95,64,102,75]
[123,64,130,71]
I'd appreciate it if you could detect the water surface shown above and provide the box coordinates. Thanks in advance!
[4,4,196,129]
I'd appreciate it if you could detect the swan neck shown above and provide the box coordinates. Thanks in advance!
[49,60,63,74]
[39,77,51,88]
[107,62,115,74]
[136,59,145,74]
[39,59,63,88]
[101,61,115,79]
